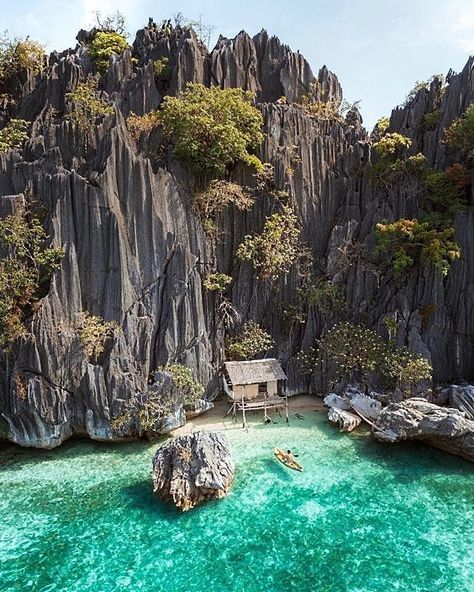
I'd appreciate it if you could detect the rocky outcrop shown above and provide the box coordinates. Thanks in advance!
[327,406,361,432]
[374,398,474,462]
[0,20,473,448]
[324,388,382,431]
[449,385,474,420]
[152,431,234,511]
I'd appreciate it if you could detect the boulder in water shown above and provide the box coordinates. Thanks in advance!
[152,431,235,511]
[327,406,361,432]
[374,398,474,462]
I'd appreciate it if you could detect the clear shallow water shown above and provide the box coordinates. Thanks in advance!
[1,412,473,592]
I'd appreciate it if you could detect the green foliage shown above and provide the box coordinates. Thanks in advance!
[380,346,432,394]
[300,98,341,121]
[156,83,264,176]
[203,272,232,292]
[0,206,64,348]
[162,363,204,404]
[0,119,28,153]
[88,31,128,74]
[375,218,460,276]
[153,57,171,81]
[444,103,474,157]
[0,33,44,84]
[319,322,386,381]
[126,111,160,141]
[421,109,440,132]
[319,322,432,392]
[66,78,114,130]
[194,180,255,224]
[307,279,345,315]
[226,321,274,360]
[371,116,390,141]
[424,166,470,221]
[76,312,117,361]
[236,206,300,280]
[373,132,412,159]
[111,363,203,435]
[371,133,426,184]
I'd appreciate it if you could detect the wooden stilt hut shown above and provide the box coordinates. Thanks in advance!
[222,359,288,428]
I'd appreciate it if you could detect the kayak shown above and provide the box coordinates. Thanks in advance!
[274,448,303,472]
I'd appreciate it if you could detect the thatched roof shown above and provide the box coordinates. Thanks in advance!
[224,359,286,386]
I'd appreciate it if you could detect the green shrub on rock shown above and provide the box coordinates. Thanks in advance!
[318,322,432,393]
[66,78,114,130]
[76,312,117,361]
[0,206,64,348]
[126,111,160,141]
[0,119,28,153]
[375,218,460,276]
[371,133,426,184]
[425,166,470,220]
[153,57,171,82]
[226,321,273,360]
[203,273,232,292]
[236,206,300,280]
[0,33,44,84]
[156,83,264,177]
[88,31,128,74]
[444,103,474,157]
[162,363,204,404]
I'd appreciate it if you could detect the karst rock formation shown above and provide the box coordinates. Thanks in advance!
[0,21,473,448]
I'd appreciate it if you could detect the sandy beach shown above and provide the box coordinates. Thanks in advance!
[173,394,326,436]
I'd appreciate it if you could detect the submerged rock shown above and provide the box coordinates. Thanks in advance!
[152,431,234,511]
[374,398,474,462]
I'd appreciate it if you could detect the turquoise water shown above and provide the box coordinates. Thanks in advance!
[1,412,473,592]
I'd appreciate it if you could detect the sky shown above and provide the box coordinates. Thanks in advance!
[1,0,474,129]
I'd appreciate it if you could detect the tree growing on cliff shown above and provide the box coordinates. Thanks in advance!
[318,322,432,394]
[0,119,29,153]
[0,204,64,348]
[156,83,264,177]
[375,218,460,276]
[88,30,128,74]
[0,32,44,85]
[236,206,300,280]
[111,364,204,436]
[444,102,474,158]
[65,77,114,131]
[226,321,274,360]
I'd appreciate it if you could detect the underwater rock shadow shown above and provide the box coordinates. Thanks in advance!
[0,437,159,471]
[121,479,184,521]
[348,429,473,480]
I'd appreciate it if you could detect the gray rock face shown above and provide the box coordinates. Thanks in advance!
[324,387,381,431]
[0,22,473,448]
[327,406,361,432]
[349,393,382,423]
[152,431,234,511]
[449,385,474,420]
[374,398,474,462]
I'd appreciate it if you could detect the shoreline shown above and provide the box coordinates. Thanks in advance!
[173,394,327,436]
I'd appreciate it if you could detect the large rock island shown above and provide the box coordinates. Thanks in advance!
[152,431,235,511]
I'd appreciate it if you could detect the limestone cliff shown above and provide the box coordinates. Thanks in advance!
[0,22,472,447]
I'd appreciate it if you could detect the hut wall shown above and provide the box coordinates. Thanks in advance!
[267,381,278,396]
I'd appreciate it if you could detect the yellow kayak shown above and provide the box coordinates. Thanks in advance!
[274,448,303,472]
